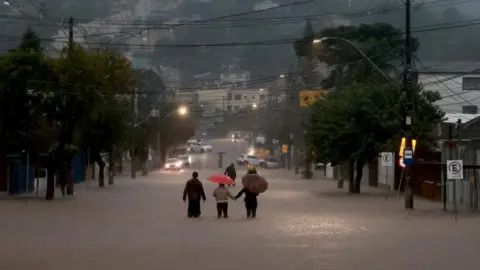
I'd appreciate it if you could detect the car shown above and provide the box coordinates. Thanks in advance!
[265,157,281,169]
[164,158,184,170]
[189,142,212,153]
[171,148,191,167]
[177,155,191,167]
[237,154,247,165]
[237,154,265,167]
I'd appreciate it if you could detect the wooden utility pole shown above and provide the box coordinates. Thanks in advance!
[131,87,136,179]
[454,119,462,219]
[68,17,73,52]
[403,0,415,209]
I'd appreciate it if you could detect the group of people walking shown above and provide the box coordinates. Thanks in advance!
[182,164,259,219]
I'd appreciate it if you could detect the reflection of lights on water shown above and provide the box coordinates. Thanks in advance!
[272,215,367,237]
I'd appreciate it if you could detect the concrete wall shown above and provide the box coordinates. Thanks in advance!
[377,159,395,189]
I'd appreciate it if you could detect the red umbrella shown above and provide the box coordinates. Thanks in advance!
[207,174,234,185]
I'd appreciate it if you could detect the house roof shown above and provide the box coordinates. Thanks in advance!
[444,113,480,124]
[418,61,480,74]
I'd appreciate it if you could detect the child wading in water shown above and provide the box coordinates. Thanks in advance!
[213,184,236,218]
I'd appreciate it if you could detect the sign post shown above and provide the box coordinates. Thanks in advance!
[381,152,393,199]
[447,159,463,220]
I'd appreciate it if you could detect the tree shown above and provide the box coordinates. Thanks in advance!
[76,50,135,187]
[306,83,444,193]
[296,23,419,89]
[0,29,55,193]
[43,45,136,198]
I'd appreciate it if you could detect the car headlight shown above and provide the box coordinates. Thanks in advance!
[188,156,192,163]
[175,161,183,167]
[164,164,170,168]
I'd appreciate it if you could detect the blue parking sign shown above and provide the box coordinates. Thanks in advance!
[403,147,414,166]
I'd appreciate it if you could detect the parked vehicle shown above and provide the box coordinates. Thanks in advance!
[265,157,281,169]
[237,154,265,167]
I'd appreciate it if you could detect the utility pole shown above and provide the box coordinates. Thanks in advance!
[403,0,414,209]
[131,87,136,179]
[455,119,462,218]
[68,17,73,52]
[267,89,273,151]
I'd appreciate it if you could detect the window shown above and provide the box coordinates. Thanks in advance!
[247,155,258,160]
[227,93,232,100]
[259,94,265,101]
[462,77,480,90]
[227,105,232,111]
[234,94,241,100]
[462,105,478,114]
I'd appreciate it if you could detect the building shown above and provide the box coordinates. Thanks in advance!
[226,88,269,113]
[419,61,480,114]
[219,68,251,89]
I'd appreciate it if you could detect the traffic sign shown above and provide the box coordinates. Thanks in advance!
[398,157,406,168]
[299,90,328,107]
[381,152,393,167]
[447,160,463,180]
[399,137,417,157]
[403,147,414,166]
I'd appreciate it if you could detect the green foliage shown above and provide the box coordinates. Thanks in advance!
[18,27,42,52]
[0,28,137,165]
[295,23,419,88]
[306,83,444,166]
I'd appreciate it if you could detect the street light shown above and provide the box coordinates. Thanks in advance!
[153,105,189,169]
[312,37,397,86]
[177,106,188,116]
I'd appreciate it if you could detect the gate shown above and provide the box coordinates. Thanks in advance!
[417,161,479,211]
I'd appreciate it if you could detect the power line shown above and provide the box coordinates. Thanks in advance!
[0,0,472,38]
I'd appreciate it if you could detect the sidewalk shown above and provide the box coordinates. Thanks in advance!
[259,168,480,218]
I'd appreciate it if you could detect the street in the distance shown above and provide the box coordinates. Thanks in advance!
[1,139,480,270]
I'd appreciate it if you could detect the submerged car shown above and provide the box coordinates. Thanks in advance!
[164,158,184,170]
[265,157,281,169]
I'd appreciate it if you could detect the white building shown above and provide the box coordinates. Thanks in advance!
[226,88,270,113]
[419,61,480,114]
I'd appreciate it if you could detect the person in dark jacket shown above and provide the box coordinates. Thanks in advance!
[224,163,237,187]
[236,166,260,219]
[183,171,206,218]
[235,187,259,219]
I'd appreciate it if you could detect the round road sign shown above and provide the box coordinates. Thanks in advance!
[398,157,406,168]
